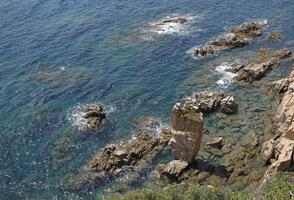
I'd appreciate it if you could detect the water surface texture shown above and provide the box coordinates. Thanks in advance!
[1,0,294,199]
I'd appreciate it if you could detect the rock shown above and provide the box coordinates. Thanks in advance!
[261,139,275,162]
[157,160,188,180]
[234,48,292,84]
[183,92,224,114]
[265,78,289,96]
[206,137,223,149]
[240,134,259,149]
[170,103,204,164]
[83,104,106,129]
[171,103,204,134]
[169,130,203,164]
[161,17,187,24]
[261,65,294,185]
[220,96,238,114]
[235,58,279,83]
[267,32,283,42]
[89,130,172,175]
[192,22,264,58]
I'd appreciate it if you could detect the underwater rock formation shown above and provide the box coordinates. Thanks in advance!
[267,32,283,42]
[261,64,294,184]
[83,104,106,129]
[192,22,264,58]
[234,48,292,84]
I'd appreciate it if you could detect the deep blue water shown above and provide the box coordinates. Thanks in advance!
[1,0,294,199]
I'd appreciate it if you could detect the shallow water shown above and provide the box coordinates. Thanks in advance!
[1,0,294,199]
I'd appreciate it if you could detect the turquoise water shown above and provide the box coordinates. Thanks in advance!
[1,0,294,199]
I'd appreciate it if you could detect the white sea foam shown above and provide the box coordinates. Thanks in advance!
[68,103,116,130]
[214,62,238,88]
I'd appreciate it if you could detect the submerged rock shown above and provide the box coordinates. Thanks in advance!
[161,17,187,24]
[83,104,106,129]
[267,32,283,42]
[192,21,264,58]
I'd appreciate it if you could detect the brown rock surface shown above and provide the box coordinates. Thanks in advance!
[262,64,294,185]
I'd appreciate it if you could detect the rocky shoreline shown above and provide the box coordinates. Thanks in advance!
[60,20,294,196]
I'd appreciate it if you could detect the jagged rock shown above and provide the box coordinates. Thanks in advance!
[220,96,238,114]
[267,32,283,42]
[206,137,223,149]
[192,22,264,57]
[89,129,172,175]
[234,48,292,84]
[83,104,106,129]
[157,160,188,180]
[262,65,294,185]
[161,17,187,24]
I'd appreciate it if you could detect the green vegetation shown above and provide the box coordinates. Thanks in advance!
[105,174,294,200]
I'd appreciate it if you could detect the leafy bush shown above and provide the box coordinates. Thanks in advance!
[105,174,294,200]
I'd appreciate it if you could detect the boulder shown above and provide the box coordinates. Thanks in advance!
[220,96,238,114]
[261,139,275,162]
[83,104,106,129]
[206,137,223,149]
[157,160,188,180]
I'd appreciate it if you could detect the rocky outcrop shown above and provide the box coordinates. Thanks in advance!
[170,92,238,164]
[89,129,172,175]
[83,104,106,129]
[261,65,294,184]
[234,48,292,84]
[170,104,204,164]
[192,22,264,57]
